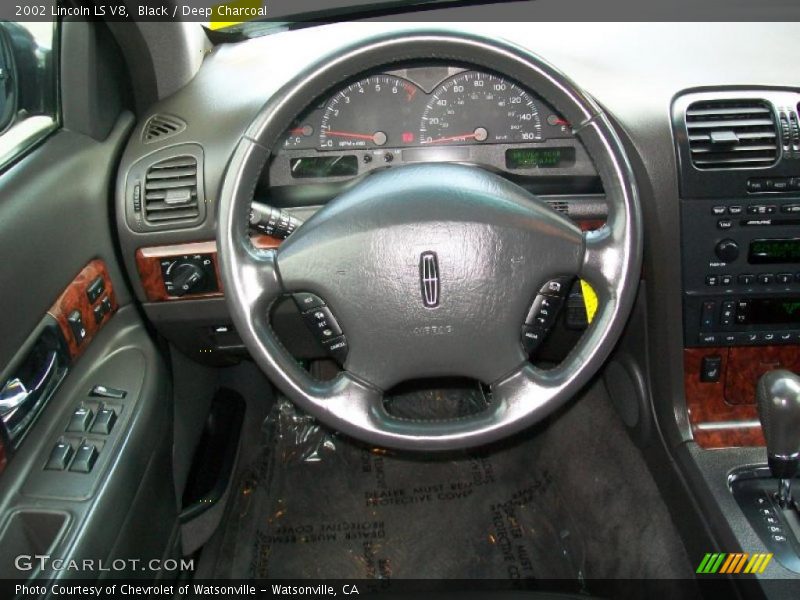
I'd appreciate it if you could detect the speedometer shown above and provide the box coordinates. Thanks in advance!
[319,75,421,150]
[419,71,543,145]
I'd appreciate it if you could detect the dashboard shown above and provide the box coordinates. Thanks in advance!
[109,21,800,583]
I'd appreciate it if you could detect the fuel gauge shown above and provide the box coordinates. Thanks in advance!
[282,123,315,149]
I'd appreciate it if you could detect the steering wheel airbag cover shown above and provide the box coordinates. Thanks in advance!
[277,163,583,389]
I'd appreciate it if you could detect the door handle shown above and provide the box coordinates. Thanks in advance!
[0,350,58,427]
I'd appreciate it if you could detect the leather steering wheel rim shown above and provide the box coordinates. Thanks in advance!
[217,30,642,451]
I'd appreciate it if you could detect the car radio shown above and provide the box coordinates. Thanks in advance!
[682,197,800,347]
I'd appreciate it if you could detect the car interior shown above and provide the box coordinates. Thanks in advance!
[0,6,799,599]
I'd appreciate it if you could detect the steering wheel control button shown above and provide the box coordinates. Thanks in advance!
[293,292,325,312]
[91,407,117,435]
[521,326,547,354]
[539,277,573,297]
[45,439,74,471]
[322,336,349,364]
[525,295,563,329]
[69,442,99,473]
[302,307,342,340]
[66,406,94,433]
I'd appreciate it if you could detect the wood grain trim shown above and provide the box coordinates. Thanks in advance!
[47,259,118,360]
[684,345,800,449]
[578,219,606,232]
[136,235,282,302]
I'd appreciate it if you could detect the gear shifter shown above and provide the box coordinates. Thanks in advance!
[757,370,800,509]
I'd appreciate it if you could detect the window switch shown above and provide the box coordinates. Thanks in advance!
[89,385,126,399]
[45,439,73,471]
[700,355,723,383]
[90,408,117,435]
[69,442,98,473]
[66,406,93,433]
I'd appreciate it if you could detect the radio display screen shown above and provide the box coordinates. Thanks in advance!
[749,238,800,263]
[749,298,800,324]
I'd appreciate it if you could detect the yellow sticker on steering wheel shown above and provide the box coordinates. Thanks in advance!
[580,280,598,324]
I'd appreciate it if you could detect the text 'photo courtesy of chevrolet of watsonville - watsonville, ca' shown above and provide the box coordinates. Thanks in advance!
[2,1,800,599]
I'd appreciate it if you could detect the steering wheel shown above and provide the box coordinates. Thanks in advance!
[217,31,641,451]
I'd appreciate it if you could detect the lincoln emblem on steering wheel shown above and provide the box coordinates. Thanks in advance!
[420,251,440,309]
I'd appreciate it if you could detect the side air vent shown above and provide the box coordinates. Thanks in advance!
[143,156,201,225]
[686,100,779,169]
[142,114,186,143]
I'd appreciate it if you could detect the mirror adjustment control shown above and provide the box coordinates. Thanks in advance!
[69,442,99,473]
[45,439,74,471]
[66,406,94,433]
[302,307,342,341]
[322,336,349,364]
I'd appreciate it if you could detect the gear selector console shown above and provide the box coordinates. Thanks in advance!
[730,369,800,572]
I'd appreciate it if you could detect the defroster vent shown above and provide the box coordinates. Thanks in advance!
[686,99,779,169]
[142,114,186,143]
[143,156,201,225]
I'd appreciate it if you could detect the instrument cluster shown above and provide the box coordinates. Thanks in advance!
[280,66,573,151]
[268,65,595,190]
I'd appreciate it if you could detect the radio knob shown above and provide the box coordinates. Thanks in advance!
[715,239,740,263]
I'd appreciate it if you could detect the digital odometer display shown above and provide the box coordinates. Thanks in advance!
[749,298,800,324]
[289,156,358,178]
[748,239,800,264]
[505,147,576,169]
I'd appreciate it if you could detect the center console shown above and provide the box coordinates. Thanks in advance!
[675,90,800,446]
[675,89,800,581]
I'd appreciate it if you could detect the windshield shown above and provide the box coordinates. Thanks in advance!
[207,0,493,35]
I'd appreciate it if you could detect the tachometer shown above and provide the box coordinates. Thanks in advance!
[319,75,421,150]
[419,71,543,145]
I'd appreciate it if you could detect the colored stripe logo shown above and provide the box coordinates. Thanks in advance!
[696,552,773,574]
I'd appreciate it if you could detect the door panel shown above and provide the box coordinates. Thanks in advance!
[0,18,178,580]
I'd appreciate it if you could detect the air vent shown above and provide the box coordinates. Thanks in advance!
[142,114,186,143]
[686,100,778,169]
[143,156,200,224]
[546,200,569,215]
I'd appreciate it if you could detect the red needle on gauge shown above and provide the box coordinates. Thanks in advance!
[424,127,488,145]
[425,133,478,144]
[324,130,376,141]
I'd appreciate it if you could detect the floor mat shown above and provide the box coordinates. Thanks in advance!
[202,379,696,597]
[207,398,587,585]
